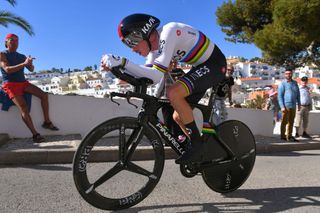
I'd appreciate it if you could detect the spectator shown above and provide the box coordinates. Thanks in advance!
[211,64,234,125]
[0,33,59,143]
[264,88,280,127]
[294,76,312,138]
[278,68,301,142]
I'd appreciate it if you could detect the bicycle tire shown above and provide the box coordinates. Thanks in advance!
[73,117,165,210]
[201,120,256,193]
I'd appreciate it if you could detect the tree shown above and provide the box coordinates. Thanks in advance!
[245,95,266,109]
[216,0,320,67]
[0,0,34,35]
[84,66,93,71]
[250,57,262,62]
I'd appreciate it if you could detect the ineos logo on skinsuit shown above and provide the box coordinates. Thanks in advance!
[189,66,210,80]
[174,50,186,61]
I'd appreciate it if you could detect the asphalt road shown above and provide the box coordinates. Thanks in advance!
[0,150,319,213]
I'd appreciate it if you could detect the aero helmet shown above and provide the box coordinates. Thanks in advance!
[118,13,160,48]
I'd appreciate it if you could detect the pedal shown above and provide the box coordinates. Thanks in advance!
[179,164,200,178]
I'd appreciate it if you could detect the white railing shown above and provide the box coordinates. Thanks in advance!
[1,94,319,138]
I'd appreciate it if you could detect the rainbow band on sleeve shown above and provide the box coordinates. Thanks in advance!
[176,78,192,95]
[202,122,216,135]
[181,31,210,64]
[152,63,168,73]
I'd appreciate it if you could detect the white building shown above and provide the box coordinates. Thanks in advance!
[25,71,61,81]
[234,62,283,80]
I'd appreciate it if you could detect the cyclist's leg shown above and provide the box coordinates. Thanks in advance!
[171,46,227,164]
[167,83,204,165]
[171,91,206,137]
[172,111,188,137]
[162,104,183,137]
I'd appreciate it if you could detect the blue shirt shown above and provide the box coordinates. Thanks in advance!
[1,50,26,82]
[278,80,301,109]
[299,85,311,106]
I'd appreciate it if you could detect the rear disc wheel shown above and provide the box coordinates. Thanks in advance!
[201,120,256,193]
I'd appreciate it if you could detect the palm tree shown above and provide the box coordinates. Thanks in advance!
[0,0,34,35]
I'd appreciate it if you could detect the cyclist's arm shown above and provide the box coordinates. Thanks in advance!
[124,61,163,84]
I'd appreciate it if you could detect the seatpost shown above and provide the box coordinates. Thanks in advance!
[207,86,217,127]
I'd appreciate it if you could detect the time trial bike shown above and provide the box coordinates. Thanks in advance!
[72,67,256,211]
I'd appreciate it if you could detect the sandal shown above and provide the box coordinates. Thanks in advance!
[33,133,45,143]
[42,122,59,131]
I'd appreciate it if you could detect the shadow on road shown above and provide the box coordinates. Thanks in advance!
[259,150,320,157]
[113,186,320,212]
[0,164,71,171]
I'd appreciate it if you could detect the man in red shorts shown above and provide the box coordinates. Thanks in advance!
[0,33,59,142]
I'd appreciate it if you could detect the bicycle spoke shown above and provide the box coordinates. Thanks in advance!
[118,125,144,163]
[126,126,144,161]
[126,161,157,179]
[74,117,165,210]
[239,148,255,160]
[87,162,123,193]
[126,127,141,147]
[119,124,126,162]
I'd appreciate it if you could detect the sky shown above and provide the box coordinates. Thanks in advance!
[0,0,262,72]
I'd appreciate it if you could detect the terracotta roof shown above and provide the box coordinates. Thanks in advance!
[239,77,262,81]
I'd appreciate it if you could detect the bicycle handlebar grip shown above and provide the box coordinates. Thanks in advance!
[110,66,140,86]
[126,91,155,101]
[110,92,127,98]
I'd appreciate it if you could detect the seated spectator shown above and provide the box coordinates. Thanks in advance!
[264,88,280,127]
[0,33,59,143]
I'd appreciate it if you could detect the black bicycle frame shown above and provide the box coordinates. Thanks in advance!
[109,66,236,159]
[132,93,236,159]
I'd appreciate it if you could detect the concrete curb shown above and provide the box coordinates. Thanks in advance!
[0,134,10,147]
[1,142,320,164]
[256,141,320,153]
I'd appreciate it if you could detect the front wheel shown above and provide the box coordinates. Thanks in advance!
[73,117,165,211]
[201,120,256,193]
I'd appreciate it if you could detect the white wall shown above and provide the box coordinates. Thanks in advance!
[227,108,274,136]
[1,94,320,138]
[0,94,141,138]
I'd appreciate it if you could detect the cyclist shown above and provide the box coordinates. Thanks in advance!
[100,13,227,164]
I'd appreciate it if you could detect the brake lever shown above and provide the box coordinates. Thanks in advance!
[126,92,138,109]
[110,93,120,106]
